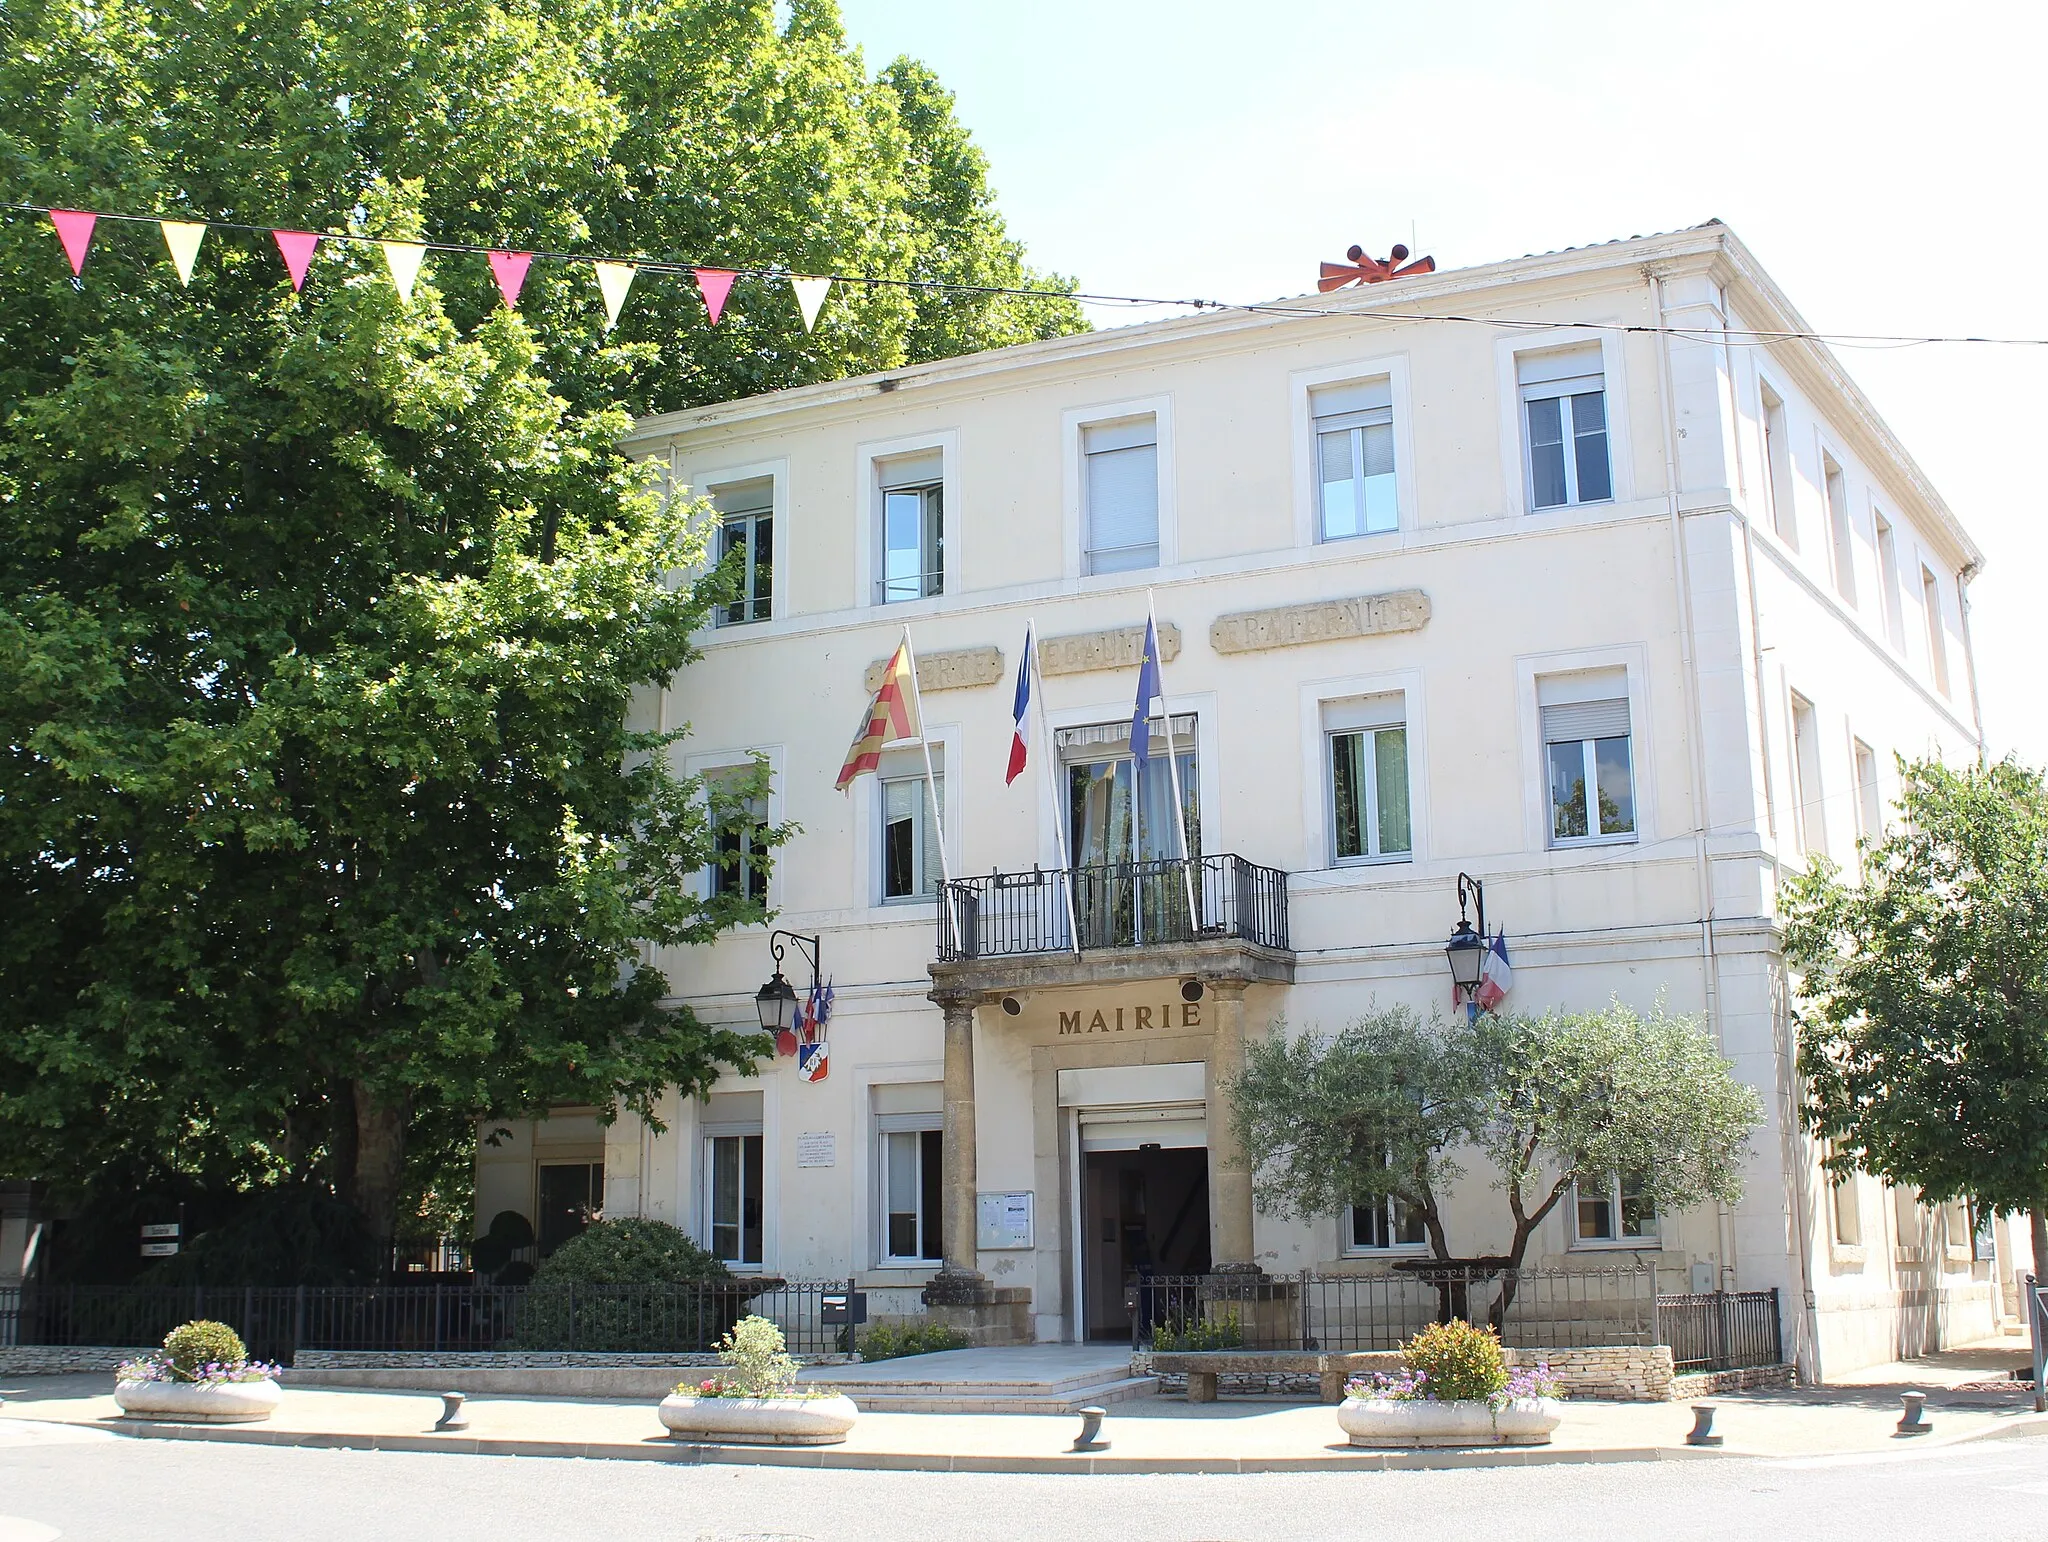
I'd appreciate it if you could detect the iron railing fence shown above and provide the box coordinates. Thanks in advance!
[0,1279,842,1365]
[938,853,1289,962]
[1130,1267,1659,1353]
[1654,1288,1784,1372]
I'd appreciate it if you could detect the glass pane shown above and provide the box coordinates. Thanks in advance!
[1351,1203,1388,1250]
[1330,732,1366,859]
[741,1134,763,1264]
[717,519,748,625]
[1318,428,1359,539]
[1577,1188,1615,1241]
[1527,396,1566,507]
[712,1138,739,1261]
[885,1131,918,1256]
[1136,750,1197,861]
[1594,735,1634,835]
[883,804,915,898]
[1086,444,1158,569]
[1619,1173,1657,1239]
[921,1129,945,1261]
[751,515,773,621]
[1548,739,1590,840]
[882,489,923,602]
[923,487,944,597]
[1068,760,1132,869]
[924,774,945,895]
[1572,392,1612,502]
[1393,1197,1427,1246]
[1374,727,1411,855]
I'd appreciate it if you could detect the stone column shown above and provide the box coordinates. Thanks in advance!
[1205,978,1257,1271]
[935,995,983,1285]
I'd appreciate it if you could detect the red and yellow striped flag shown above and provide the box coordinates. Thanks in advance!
[836,639,923,792]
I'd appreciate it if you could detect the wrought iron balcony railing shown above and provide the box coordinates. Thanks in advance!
[935,853,1289,963]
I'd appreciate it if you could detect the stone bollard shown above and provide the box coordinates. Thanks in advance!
[1686,1404,1723,1447]
[435,1391,469,1431]
[1895,1391,1930,1437]
[1071,1405,1110,1452]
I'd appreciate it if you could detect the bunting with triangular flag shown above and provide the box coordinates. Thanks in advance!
[48,210,96,276]
[694,267,736,325]
[790,275,831,332]
[381,240,427,303]
[487,250,532,308]
[594,261,635,330]
[160,221,205,285]
[272,230,319,291]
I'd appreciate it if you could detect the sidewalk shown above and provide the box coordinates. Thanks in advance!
[4,1341,2041,1475]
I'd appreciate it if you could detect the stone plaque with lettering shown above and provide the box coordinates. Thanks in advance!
[1037,622,1181,678]
[864,644,1004,694]
[1208,589,1430,655]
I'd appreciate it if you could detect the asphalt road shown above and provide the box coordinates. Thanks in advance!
[2,1420,2044,1542]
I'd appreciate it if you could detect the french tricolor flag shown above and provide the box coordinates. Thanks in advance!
[1006,623,1034,785]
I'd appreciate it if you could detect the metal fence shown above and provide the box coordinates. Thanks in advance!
[938,852,1290,962]
[1654,1288,1784,1373]
[0,1279,843,1365]
[1131,1267,1659,1353]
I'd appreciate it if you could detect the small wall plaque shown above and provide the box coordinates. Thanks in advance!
[795,1131,836,1169]
[976,1191,1034,1250]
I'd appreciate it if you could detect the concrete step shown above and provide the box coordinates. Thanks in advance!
[826,1374,1161,1415]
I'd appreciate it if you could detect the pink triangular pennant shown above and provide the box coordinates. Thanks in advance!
[49,209,97,276]
[488,250,533,308]
[272,230,320,291]
[694,267,737,326]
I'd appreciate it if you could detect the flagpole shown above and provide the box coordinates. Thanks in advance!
[899,625,953,888]
[1025,619,1083,957]
[1146,589,1200,934]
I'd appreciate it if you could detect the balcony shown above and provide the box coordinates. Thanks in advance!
[930,854,1292,995]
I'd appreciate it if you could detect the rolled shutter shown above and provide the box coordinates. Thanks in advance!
[1541,698,1630,743]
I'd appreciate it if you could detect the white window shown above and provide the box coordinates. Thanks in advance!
[879,1128,944,1263]
[1575,1171,1657,1245]
[1519,348,1612,509]
[1822,453,1856,605]
[1873,512,1905,649]
[704,1131,763,1266]
[1325,695,1411,863]
[1082,416,1159,574]
[712,479,773,626]
[1346,1175,1427,1253]
[704,764,770,905]
[1759,381,1796,547]
[876,450,943,604]
[1312,378,1398,539]
[879,748,945,902]
[1538,671,1634,845]
[1828,1145,1862,1247]
[1790,693,1825,859]
[1921,566,1951,697]
[1852,739,1883,853]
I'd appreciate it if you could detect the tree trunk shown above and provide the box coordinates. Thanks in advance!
[349,1082,410,1254]
[2031,1208,2048,1287]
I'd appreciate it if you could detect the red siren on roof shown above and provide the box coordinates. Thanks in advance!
[1318,243,1436,292]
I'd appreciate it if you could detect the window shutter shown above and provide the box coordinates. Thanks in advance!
[712,478,773,516]
[1323,693,1405,732]
[1517,346,1603,388]
[878,450,943,489]
[1081,416,1156,454]
[1541,698,1630,743]
[1085,443,1158,554]
[1310,377,1393,421]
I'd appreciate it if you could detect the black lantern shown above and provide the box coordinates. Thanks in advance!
[1444,873,1487,1005]
[756,930,820,1034]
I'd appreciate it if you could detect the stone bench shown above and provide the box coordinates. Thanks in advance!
[1147,1349,1402,1403]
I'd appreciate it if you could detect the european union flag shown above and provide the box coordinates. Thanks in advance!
[1129,616,1162,767]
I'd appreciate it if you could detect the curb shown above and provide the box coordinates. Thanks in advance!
[77,1417,1685,1473]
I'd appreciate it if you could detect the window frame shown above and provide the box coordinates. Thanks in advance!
[686,746,785,909]
[1851,738,1882,854]
[1062,395,1176,581]
[1342,1193,1430,1257]
[1872,511,1905,650]
[1920,565,1952,697]
[1291,356,1414,549]
[1081,415,1161,575]
[534,1160,605,1258]
[875,1119,945,1266]
[1325,719,1413,865]
[701,1127,766,1270]
[709,476,776,628]
[1821,450,1857,606]
[1757,377,1797,548]
[1789,691,1825,861]
[1569,1171,1659,1249]
[878,755,946,904]
[1497,334,1631,518]
[1309,375,1401,542]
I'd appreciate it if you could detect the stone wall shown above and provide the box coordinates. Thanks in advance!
[294,1350,730,1370]
[1670,1363,1797,1398]
[1505,1345,1675,1401]
[0,1345,144,1375]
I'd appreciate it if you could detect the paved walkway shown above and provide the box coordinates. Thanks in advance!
[4,1340,2041,1474]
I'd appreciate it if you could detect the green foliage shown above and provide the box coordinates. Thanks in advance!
[1400,1319,1508,1403]
[1152,1310,1242,1352]
[140,1188,376,1286]
[470,1209,537,1277]
[0,1,1079,1236]
[715,1313,800,1397]
[1783,757,2048,1221]
[855,1320,971,1361]
[531,1219,728,1286]
[1230,1007,1485,1254]
[162,1320,248,1380]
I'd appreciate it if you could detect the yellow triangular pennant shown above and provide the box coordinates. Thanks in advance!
[160,221,206,286]
[790,275,832,332]
[381,240,427,304]
[594,261,636,331]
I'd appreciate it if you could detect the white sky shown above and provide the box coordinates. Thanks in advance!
[838,0,2046,765]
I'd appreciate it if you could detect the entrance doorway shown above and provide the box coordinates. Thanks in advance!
[1079,1146,1210,1340]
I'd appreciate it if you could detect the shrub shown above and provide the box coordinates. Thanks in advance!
[163,1320,247,1380]
[1151,1310,1243,1352]
[857,1321,971,1361]
[1399,1319,1508,1403]
[679,1314,830,1399]
[531,1219,730,1286]
[514,1219,752,1351]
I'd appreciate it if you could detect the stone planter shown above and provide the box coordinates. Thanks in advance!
[1337,1395,1562,1448]
[113,1378,283,1424]
[657,1392,859,1446]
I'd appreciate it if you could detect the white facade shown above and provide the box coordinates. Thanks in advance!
[476,222,2031,1377]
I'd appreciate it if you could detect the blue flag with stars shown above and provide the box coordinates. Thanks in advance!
[1129,616,1162,767]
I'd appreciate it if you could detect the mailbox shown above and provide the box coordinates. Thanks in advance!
[820,1290,868,1326]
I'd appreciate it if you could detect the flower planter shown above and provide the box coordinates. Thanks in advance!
[114,1378,283,1424]
[1337,1395,1562,1448]
[657,1392,859,1446]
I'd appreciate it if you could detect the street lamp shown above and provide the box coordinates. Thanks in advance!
[1444,873,1487,1006]
[756,930,820,1034]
